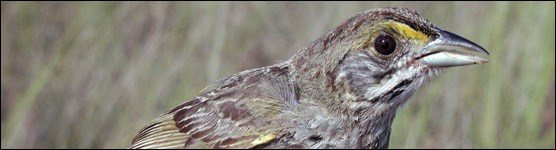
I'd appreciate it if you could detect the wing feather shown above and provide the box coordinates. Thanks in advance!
[131,66,296,148]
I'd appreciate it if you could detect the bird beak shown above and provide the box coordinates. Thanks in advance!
[417,28,489,68]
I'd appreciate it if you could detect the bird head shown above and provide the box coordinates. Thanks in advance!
[291,7,489,111]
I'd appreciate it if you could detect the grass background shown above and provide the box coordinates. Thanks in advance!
[1,1,554,148]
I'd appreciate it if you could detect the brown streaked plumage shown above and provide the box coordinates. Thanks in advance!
[131,7,489,149]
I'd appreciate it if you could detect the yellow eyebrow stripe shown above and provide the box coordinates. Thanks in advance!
[384,21,430,42]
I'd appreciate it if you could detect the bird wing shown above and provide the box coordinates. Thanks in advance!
[131,67,297,148]
[130,98,277,149]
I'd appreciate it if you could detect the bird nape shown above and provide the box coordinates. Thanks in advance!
[130,7,489,149]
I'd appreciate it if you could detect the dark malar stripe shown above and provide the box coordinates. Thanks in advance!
[393,79,412,90]
[388,90,404,102]
[383,79,412,102]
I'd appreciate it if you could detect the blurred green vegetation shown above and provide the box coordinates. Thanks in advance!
[1,1,554,149]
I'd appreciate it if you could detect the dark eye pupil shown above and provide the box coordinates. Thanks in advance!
[374,35,396,55]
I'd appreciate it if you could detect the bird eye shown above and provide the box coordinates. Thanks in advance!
[374,35,396,55]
